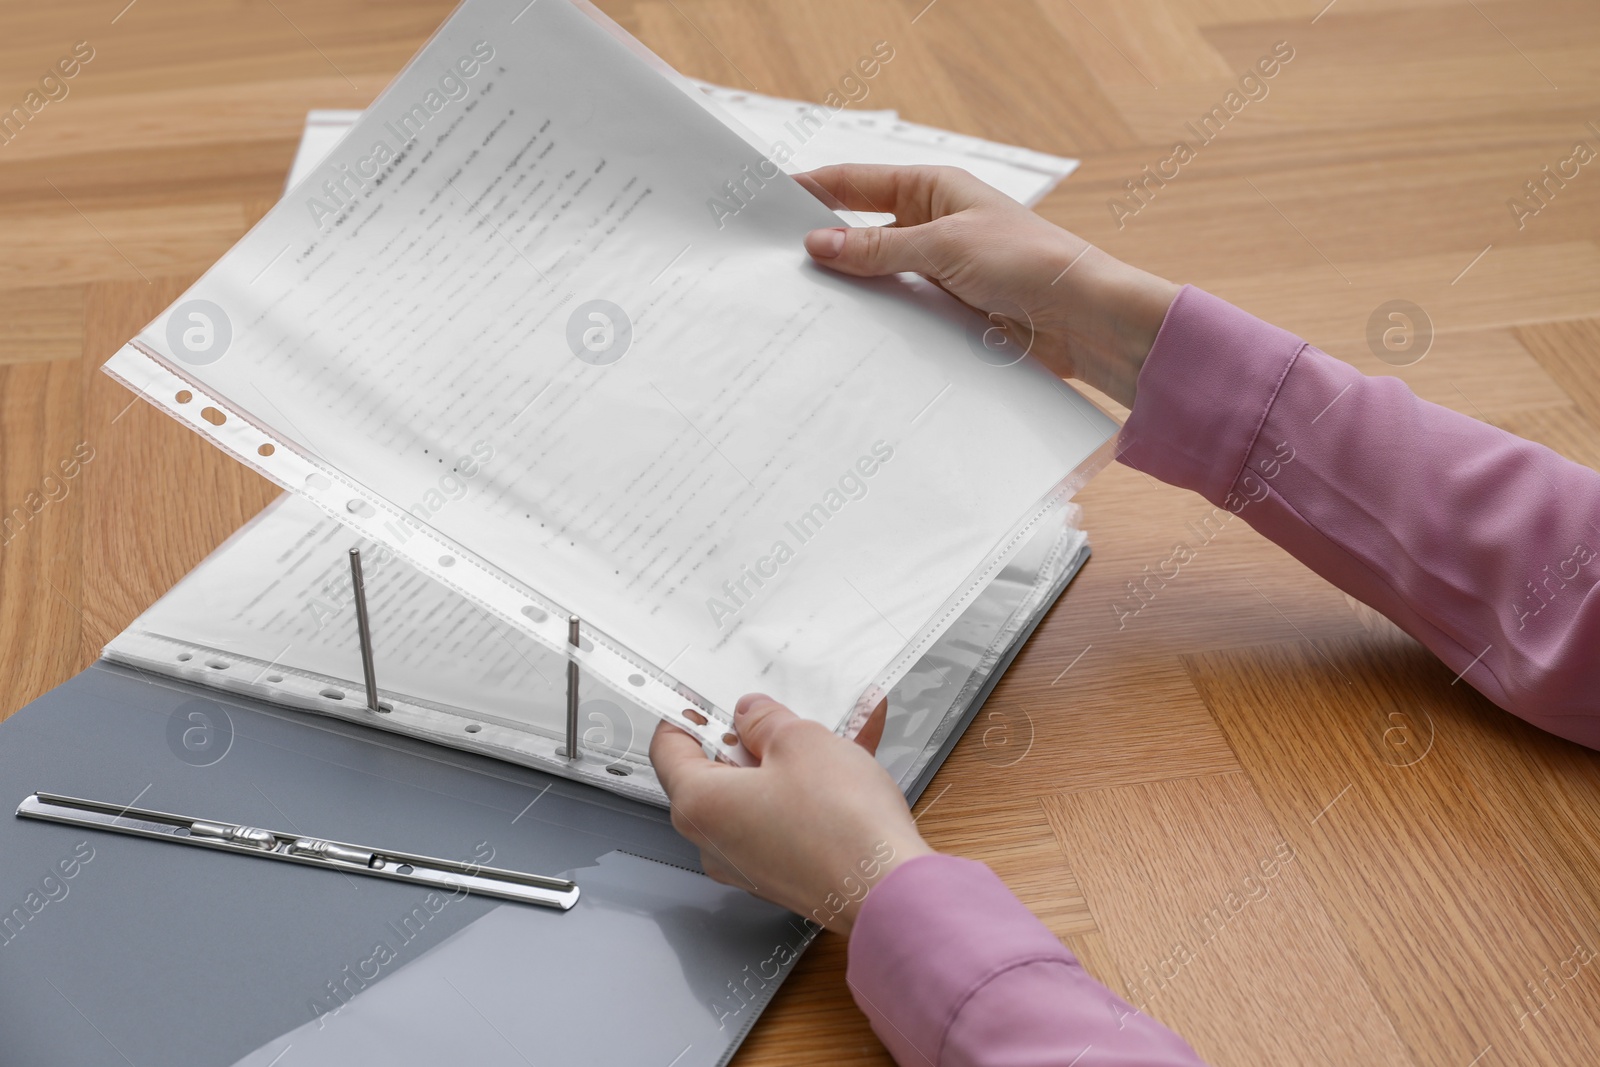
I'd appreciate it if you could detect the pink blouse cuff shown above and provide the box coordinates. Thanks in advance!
[845,853,1076,1066]
[1118,284,1307,506]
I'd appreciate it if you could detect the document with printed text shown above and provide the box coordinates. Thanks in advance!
[105,0,1116,757]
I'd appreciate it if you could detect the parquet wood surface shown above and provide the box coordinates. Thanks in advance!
[3,2,1597,1064]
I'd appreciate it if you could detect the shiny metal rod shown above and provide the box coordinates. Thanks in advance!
[564,614,580,759]
[348,548,380,713]
[17,791,580,910]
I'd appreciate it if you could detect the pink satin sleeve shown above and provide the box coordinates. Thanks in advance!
[1119,286,1600,746]
[845,287,1599,1066]
[847,854,1207,1066]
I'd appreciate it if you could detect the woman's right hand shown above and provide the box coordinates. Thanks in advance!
[795,164,1179,409]
[650,694,932,936]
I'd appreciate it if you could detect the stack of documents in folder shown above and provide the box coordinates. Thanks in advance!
[104,72,1096,801]
[103,0,1113,789]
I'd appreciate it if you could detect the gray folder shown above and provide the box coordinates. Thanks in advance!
[0,530,1088,1066]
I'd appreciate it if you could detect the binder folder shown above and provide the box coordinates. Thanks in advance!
[0,508,1089,1066]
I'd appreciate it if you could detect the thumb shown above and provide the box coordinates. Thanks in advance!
[854,697,888,756]
[733,693,802,762]
[804,222,944,279]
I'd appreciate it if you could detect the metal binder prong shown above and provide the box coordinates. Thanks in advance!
[349,547,381,713]
[564,614,581,759]
[15,792,579,910]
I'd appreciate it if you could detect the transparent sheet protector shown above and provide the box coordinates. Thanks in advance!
[686,80,1081,208]
[105,492,1089,805]
[104,0,1117,761]
[875,502,1089,793]
[285,109,366,189]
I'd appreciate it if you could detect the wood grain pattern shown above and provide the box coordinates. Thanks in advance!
[77,277,281,652]
[0,285,84,365]
[1186,636,1600,1067]
[1043,772,1414,1066]
[1,1,1597,1064]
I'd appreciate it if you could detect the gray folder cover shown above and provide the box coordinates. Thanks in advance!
[0,665,794,1066]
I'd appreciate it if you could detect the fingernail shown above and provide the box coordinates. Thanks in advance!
[735,693,771,716]
[805,228,845,258]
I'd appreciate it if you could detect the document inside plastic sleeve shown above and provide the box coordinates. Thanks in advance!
[103,0,1118,758]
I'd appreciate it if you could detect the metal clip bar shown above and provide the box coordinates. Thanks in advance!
[15,792,579,910]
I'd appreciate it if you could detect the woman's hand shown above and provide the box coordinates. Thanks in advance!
[649,694,932,936]
[796,163,1180,409]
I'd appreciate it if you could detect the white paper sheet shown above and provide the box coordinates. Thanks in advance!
[105,491,671,798]
[105,0,1115,757]
[285,92,1079,211]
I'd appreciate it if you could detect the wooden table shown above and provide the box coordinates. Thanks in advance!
[3,2,1598,1065]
